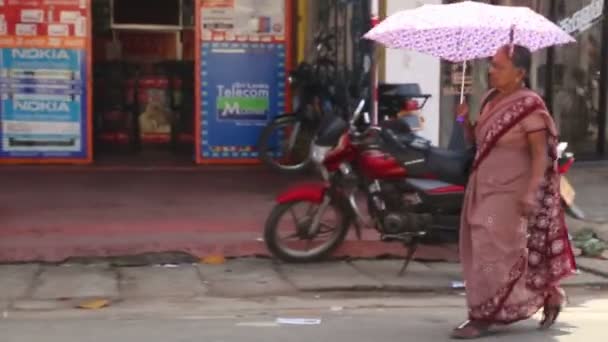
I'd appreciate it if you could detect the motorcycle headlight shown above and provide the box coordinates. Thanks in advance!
[311,144,332,165]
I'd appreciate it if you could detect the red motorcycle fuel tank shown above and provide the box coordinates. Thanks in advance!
[358,149,407,180]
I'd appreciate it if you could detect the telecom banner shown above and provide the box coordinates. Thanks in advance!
[196,0,291,163]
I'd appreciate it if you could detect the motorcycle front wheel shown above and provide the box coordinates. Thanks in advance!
[257,115,314,173]
[264,199,350,263]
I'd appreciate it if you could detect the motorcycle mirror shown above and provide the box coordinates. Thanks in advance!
[557,142,568,157]
[363,112,370,124]
[355,99,366,115]
[363,56,371,73]
[350,100,366,125]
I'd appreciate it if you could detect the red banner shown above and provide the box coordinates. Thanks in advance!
[199,0,286,43]
[0,0,88,49]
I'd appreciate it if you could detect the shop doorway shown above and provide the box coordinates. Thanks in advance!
[91,0,196,165]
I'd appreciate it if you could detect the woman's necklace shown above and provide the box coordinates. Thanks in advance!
[489,85,524,110]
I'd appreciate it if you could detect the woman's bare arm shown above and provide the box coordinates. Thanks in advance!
[461,119,475,145]
[519,129,549,215]
[526,130,549,195]
[456,103,475,145]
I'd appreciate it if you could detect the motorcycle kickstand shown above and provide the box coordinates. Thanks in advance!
[398,238,419,277]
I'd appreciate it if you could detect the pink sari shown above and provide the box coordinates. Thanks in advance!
[460,89,576,324]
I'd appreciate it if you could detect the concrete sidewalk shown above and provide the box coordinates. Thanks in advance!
[568,163,608,223]
[566,164,608,259]
[2,257,608,313]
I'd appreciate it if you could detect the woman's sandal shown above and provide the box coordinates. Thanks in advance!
[451,320,491,339]
[539,304,562,330]
[539,289,566,330]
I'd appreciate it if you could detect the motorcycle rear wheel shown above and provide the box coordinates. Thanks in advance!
[257,115,313,173]
[264,199,350,263]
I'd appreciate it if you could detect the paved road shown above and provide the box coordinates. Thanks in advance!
[2,291,607,342]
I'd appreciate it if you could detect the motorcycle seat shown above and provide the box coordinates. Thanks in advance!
[426,147,473,185]
[379,117,412,135]
[428,147,469,160]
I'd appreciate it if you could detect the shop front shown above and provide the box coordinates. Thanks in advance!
[0,1,377,263]
[0,0,294,166]
[439,0,608,160]
[0,0,374,167]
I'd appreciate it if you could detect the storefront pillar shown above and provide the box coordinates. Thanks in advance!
[598,0,608,155]
[385,0,442,145]
[544,0,556,114]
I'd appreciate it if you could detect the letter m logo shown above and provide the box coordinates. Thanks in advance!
[219,100,240,117]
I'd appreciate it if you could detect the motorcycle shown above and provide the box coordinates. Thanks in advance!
[264,99,581,275]
[257,33,342,173]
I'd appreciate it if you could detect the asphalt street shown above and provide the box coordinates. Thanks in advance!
[2,291,607,342]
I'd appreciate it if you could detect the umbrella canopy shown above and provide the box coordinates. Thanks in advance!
[364,1,575,62]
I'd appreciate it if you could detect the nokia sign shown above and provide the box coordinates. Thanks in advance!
[14,100,70,112]
[11,48,70,60]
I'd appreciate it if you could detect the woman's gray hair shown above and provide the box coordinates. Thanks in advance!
[508,44,532,88]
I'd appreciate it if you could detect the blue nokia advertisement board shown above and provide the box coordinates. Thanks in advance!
[0,47,88,160]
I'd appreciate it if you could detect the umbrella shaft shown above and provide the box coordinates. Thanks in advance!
[460,61,467,104]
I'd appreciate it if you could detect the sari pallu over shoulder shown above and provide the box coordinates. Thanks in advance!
[472,93,545,172]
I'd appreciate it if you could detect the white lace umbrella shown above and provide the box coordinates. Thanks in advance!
[364,1,575,103]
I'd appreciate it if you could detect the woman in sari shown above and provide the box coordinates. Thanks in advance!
[451,44,577,339]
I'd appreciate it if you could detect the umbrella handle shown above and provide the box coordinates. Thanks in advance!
[459,61,467,105]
